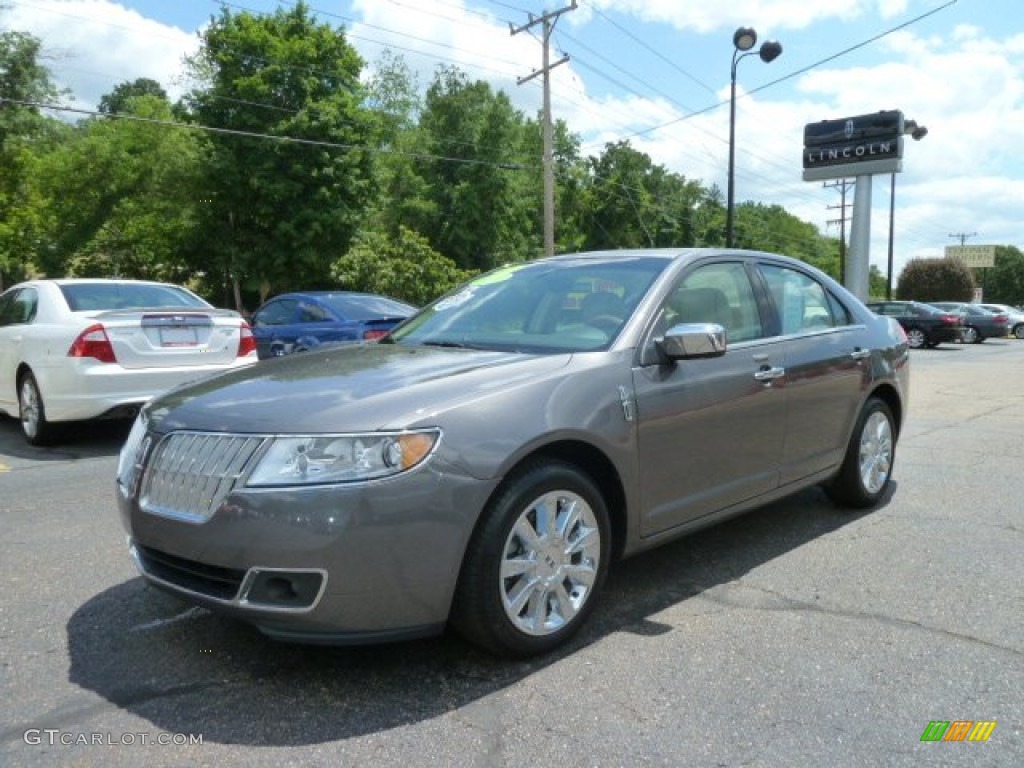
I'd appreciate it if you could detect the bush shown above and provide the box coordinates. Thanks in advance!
[331,226,477,306]
[896,257,975,302]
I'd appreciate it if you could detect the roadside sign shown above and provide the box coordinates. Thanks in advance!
[945,245,996,268]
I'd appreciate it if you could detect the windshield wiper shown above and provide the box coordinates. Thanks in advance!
[420,340,470,349]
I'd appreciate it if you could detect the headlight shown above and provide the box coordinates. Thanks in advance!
[244,430,440,487]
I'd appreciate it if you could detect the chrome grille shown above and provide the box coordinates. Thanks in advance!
[141,432,266,521]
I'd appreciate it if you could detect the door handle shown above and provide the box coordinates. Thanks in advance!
[850,348,871,360]
[753,366,785,382]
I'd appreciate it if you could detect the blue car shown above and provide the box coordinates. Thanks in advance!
[251,291,416,359]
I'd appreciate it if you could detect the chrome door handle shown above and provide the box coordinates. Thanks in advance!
[850,348,871,360]
[753,366,785,382]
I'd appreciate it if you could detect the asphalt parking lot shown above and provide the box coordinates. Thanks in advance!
[1,339,1021,767]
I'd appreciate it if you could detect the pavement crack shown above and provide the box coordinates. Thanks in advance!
[706,581,1024,659]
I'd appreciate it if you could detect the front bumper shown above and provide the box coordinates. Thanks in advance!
[117,449,496,643]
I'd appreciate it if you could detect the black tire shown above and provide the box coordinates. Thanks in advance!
[18,371,59,446]
[961,326,980,344]
[905,328,926,349]
[826,397,895,509]
[1014,324,1024,340]
[451,459,611,658]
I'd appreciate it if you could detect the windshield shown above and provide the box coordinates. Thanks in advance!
[389,257,668,353]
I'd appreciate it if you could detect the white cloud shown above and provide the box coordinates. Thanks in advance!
[5,0,199,113]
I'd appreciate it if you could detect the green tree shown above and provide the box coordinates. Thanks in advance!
[412,66,534,270]
[31,95,208,282]
[361,51,434,241]
[331,226,474,306]
[97,78,168,115]
[896,257,976,302]
[0,30,67,286]
[977,246,1024,305]
[183,1,377,308]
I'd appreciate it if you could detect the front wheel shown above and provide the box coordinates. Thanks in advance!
[1014,324,1024,340]
[18,372,59,446]
[451,460,610,658]
[826,397,895,509]
[961,326,979,344]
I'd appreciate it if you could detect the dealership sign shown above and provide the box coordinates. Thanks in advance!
[802,110,904,182]
[945,244,996,268]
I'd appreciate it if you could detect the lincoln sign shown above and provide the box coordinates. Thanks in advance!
[802,110,904,182]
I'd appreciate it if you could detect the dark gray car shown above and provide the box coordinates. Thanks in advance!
[117,249,909,657]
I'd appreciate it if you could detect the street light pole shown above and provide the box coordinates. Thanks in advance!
[726,28,781,249]
[886,118,928,299]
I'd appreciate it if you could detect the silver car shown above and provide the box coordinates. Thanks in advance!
[117,249,909,657]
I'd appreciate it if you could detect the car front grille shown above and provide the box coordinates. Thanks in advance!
[140,432,266,521]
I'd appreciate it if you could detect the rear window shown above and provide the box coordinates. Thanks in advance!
[319,294,415,320]
[60,283,210,311]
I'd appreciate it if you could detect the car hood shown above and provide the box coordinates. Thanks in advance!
[145,343,571,434]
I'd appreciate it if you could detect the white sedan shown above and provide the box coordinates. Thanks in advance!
[0,278,258,445]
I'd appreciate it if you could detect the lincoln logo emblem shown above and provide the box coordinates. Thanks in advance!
[844,119,854,139]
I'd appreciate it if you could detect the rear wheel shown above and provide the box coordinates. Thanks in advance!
[905,328,926,349]
[451,460,610,658]
[1014,324,1024,340]
[826,397,895,509]
[18,372,59,446]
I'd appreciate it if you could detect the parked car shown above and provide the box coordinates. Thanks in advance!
[975,303,1024,339]
[929,302,1009,343]
[0,278,257,445]
[865,300,964,349]
[117,249,909,658]
[250,291,416,359]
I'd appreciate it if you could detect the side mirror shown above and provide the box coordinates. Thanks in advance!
[658,323,728,360]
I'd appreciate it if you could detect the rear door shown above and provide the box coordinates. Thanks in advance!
[756,261,868,485]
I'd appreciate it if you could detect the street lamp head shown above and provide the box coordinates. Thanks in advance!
[903,118,928,141]
[733,27,757,52]
[759,40,783,63]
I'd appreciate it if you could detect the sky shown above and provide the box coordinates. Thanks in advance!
[3,0,1023,281]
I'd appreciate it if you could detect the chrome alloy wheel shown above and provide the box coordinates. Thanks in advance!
[499,490,602,637]
[19,377,42,440]
[859,410,894,495]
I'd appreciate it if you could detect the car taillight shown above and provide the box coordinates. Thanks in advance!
[994,316,1007,324]
[362,329,389,341]
[238,322,257,357]
[68,324,117,363]
[941,314,959,325]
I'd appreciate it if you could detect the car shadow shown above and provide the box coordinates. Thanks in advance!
[60,483,889,747]
[0,417,131,461]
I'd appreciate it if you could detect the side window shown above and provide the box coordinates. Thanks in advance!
[760,264,839,334]
[298,302,333,323]
[254,299,298,326]
[0,288,36,326]
[662,262,763,343]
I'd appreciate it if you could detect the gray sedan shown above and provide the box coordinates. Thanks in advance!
[116,249,909,657]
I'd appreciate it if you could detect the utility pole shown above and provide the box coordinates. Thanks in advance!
[511,1,576,258]
[824,179,853,283]
[948,231,977,246]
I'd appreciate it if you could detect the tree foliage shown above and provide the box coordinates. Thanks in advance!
[182,1,376,306]
[331,226,473,306]
[97,78,168,115]
[896,257,976,302]
[978,246,1024,306]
